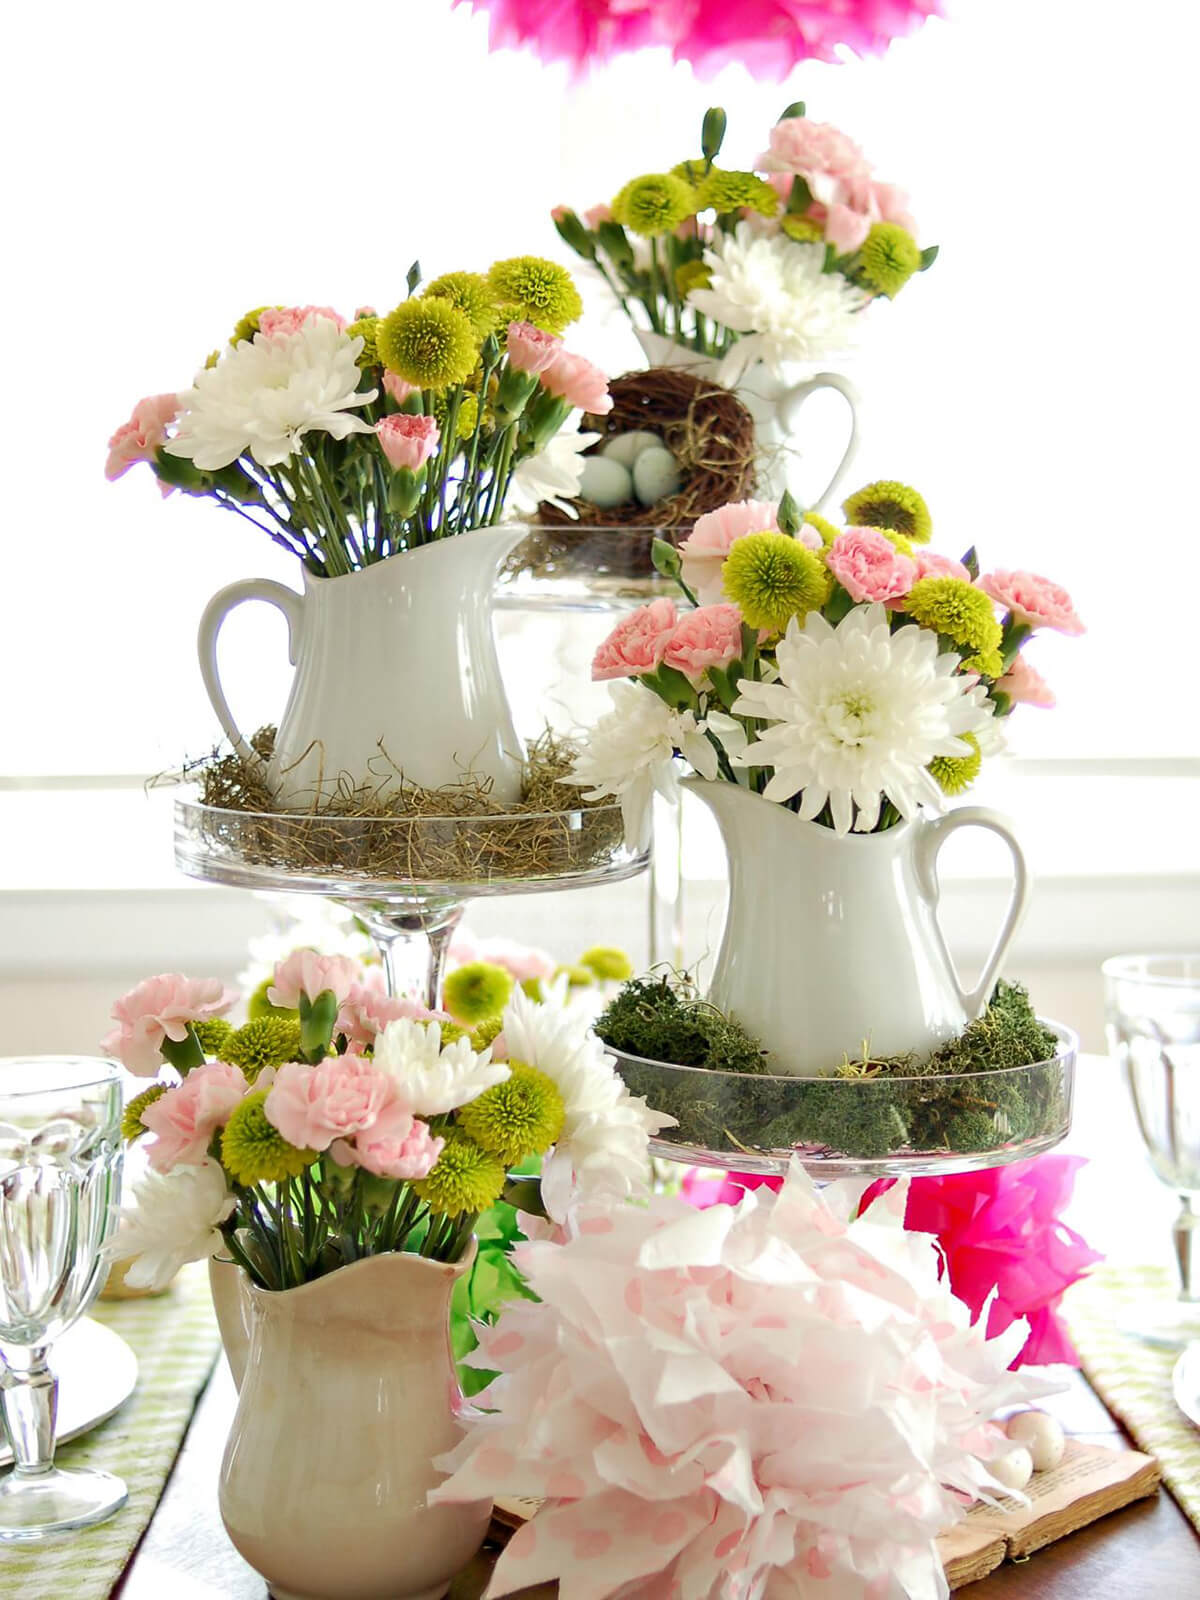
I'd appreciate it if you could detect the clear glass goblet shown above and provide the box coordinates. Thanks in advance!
[0,1056,126,1539]
[1103,954,1200,1347]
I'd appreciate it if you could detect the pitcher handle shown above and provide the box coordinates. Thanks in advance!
[915,806,1031,1020]
[777,372,861,511]
[197,579,304,765]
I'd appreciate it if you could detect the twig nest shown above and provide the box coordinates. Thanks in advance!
[1005,1410,1065,1472]
[991,1445,1034,1492]
[633,446,683,506]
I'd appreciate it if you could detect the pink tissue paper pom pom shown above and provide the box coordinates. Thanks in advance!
[141,1061,250,1172]
[506,321,562,376]
[977,570,1085,635]
[105,393,178,487]
[539,348,613,414]
[663,603,745,683]
[592,598,679,681]
[997,653,1056,708]
[257,305,346,338]
[102,974,237,1077]
[376,412,440,471]
[335,1107,444,1181]
[678,498,785,606]
[264,1054,394,1153]
[826,526,917,604]
[268,951,363,1012]
[383,371,418,405]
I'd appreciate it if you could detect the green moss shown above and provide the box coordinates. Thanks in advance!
[596,973,770,1076]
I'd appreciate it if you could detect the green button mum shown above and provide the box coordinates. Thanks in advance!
[486,256,582,334]
[423,271,502,342]
[192,1018,234,1056]
[221,1091,317,1186]
[722,532,831,633]
[781,214,825,244]
[611,173,696,238]
[842,480,932,545]
[695,167,779,219]
[377,297,479,390]
[223,1017,303,1080]
[929,733,982,796]
[860,222,922,297]
[121,1084,167,1143]
[457,1061,565,1165]
[904,577,1002,656]
[413,1130,506,1217]
[443,961,514,1026]
[580,946,634,982]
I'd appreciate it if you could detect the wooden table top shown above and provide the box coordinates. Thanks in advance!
[111,1057,1200,1598]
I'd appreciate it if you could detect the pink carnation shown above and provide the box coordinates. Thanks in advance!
[583,203,613,228]
[268,951,363,1012]
[978,570,1085,635]
[539,348,613,414]
[105,394,179,485]
[383,371,418,405]
[914,549,970,582]
[335,1106,444,1181]
[258,305,346,338]
[376,412,440,471]
[761,118,871,193]
[339,985,447,1049]
[823,203,872,254]
[142,1061,250,1172]
[663,603,744,683]
[826,526,917,604]
[264,1054,393,1152]
[591,598,679,681]
[678,499,782,605]
[865,1156,1102,1367]
[505,320,562,376]
[354,305,377,319]
[997,654,1055,708]
[102,974,237,1077]
[449,934,555,986]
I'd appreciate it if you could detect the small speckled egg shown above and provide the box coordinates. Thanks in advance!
[579,455,634,508]
[633,446,683,506]
[1005,1410,1065,1472]
[600,430,662,469]
[991,1445,1034,1492]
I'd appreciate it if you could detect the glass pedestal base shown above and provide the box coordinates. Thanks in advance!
[0,1465,127,1541]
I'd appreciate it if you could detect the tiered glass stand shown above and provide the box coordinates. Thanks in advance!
[175,794,647,1009]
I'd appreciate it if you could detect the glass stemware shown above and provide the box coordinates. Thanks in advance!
[0,1056,126,1539]
[1103,954,1200,1347]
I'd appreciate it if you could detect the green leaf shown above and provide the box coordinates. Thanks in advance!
[595,220,635,270]
[786,175,813,215]
[919,244,940,272]
[961,545,979,580]
[701,106,727,162]
[824,584,857,624]
[776,489,802,536]
[651,537,682,581]
[298,988,338,1061]
[500,1178,545,1218]
[553,207,596,261]
[778,101,806,121]
[406,259,422,295]
[152,447,208,493]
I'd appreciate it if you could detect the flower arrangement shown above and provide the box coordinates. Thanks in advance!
[553,104,937,383]
[105,952,670,1292]
[431,1161,1055,1599]
[571,484,1084,846]
[105,262,610,576]
[462,0,942,76]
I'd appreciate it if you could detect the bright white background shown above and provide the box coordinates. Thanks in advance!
[2,0,1198,1047]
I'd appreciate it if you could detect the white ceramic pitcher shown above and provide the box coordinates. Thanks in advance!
[197,525,526,809]
[635,330,860,507]
[687,781,1031,1074]
[219,1251,491,1600]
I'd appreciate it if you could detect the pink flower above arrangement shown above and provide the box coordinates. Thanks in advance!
[997,654,1056,708]
[678,498,781,605]
[105,394,179,486]
[978,570,1086,635]
[257,305,346,338]
[539,348,613,414]
[102,974,237,1077]
[662,603,744,683]
[592,597,679,681]
[264,1054,394,1152]
[141,1061,250,1172]
[827,525,917,604]
[267,951,362,1012]
[505,320,562,377]
[376,412,440,471]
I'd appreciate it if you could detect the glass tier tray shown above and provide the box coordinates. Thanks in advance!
[174,794,646,902]
[613,1022,1077,1179]
[496,525,674,613]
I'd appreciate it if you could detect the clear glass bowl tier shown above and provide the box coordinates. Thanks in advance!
[174,794,647,902]
[613,1022,1077,1179]
[496,525,678,613]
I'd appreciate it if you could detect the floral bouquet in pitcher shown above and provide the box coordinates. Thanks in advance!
[553,102,937,383]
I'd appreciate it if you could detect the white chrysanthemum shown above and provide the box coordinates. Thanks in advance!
[570,683,731,850]
[500,983,675,1217]
[372,1019,509,1116]
[106,1158,235,1290]
[688,222,869,382]
[167,319,378,470]
[733,603,991,834]
[509,413,600,517]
